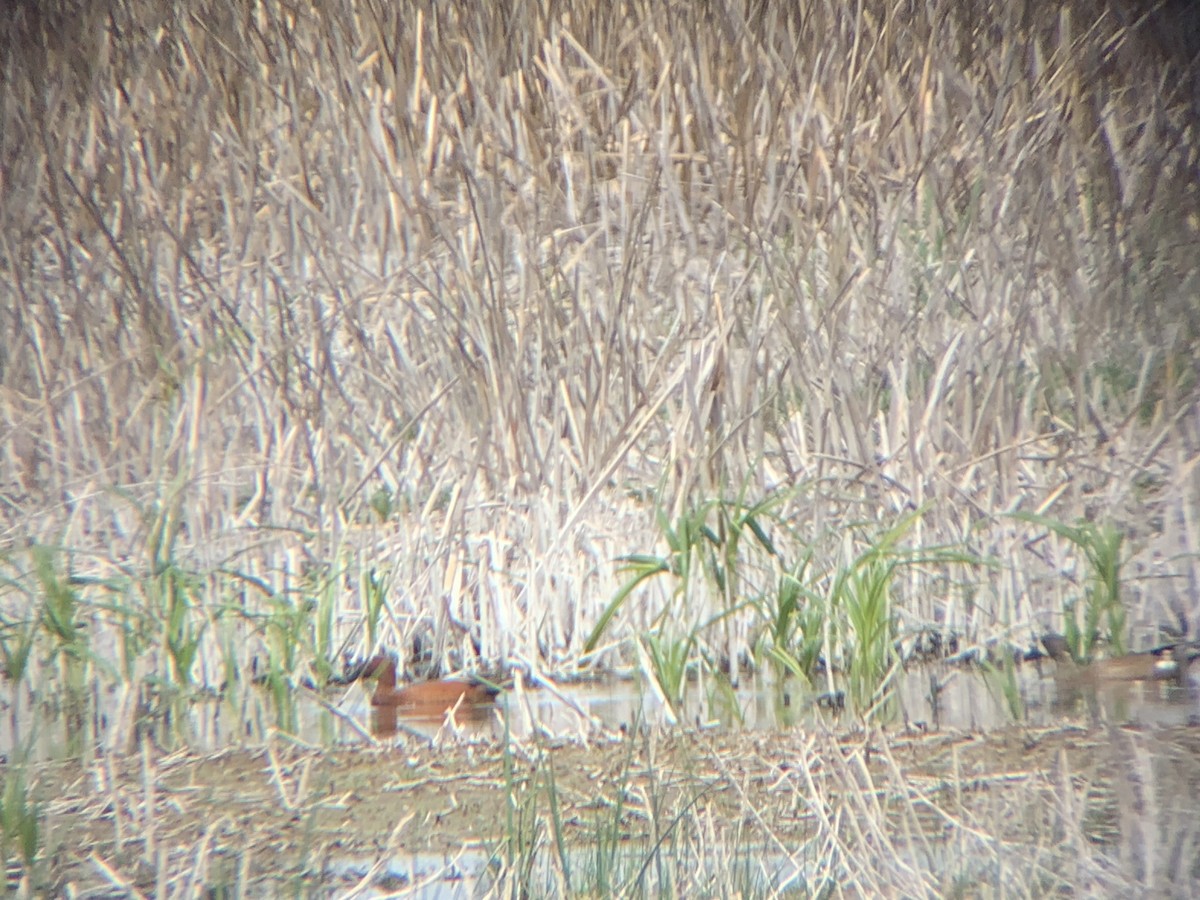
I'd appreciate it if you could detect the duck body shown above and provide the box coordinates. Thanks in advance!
[1040,634,1185,684]
[361,654,500,714]
[374,678,500,711]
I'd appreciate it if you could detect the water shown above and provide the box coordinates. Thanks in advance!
[2,657,1196,762]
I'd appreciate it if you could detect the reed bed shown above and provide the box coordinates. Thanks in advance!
[1,0,1198,715]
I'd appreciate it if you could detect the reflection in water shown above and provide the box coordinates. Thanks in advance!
[325,846,821,899]
[326,837,1049,900]
[2,658,1196,761]
[370,697,497,742]
[358,661,1200,745]
[1049,677,1198,726]
[326,850,491,899]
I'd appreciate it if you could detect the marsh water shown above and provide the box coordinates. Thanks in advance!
[4,657,1197,763]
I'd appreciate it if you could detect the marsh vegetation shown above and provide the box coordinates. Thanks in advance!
[1,0,1198,894]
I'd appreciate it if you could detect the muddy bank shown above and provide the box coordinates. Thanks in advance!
[19,722,1200,896]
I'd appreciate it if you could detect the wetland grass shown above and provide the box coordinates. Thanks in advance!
[5,0,1196,702]
[1,0,1199,893]
[1012,512,1130,664]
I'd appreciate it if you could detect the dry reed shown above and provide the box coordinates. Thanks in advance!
[1,0,1197,685]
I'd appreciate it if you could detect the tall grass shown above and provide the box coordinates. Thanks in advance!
[1012,510,1130,661]
[0,0,1196,711]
